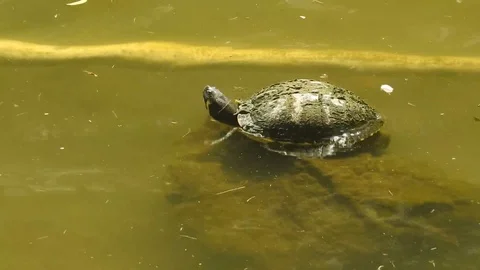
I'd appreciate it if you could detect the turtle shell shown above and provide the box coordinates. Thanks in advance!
[236,79,384,154]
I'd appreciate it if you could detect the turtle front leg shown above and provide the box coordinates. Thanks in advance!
[205,128,239,146]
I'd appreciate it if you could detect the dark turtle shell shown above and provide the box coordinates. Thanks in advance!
[236,79,384,155]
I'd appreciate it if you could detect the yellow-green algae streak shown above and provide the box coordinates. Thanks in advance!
[2,39,480,72]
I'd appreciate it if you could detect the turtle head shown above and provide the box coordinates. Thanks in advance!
[203,85,240,127]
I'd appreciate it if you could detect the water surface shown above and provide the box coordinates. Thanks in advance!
[1,0,480,269]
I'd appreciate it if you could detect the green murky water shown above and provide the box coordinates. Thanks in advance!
[1,0,480,269]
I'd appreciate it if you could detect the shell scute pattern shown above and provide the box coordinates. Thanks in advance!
[236,79,382,145]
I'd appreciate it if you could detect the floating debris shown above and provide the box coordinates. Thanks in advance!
[83,70,98,77]
[407,102,416,107]
[380,84,394,94]
[216,186,245,195]
[182,128,191,138]
[299,15,306,19]
[66,0,87,6]
[179,234,197,240]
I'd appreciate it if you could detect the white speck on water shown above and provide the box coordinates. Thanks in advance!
[66,0,87,6]
[440,112,445,116]
[451,157,456,160]
[299,15,306,19]
[44,112,49,116]
[380,84,394,94]
[59,147,65,150]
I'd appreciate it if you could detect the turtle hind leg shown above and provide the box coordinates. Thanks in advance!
[204,128,239,146]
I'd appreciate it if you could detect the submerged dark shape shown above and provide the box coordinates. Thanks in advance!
[202,78,385,158]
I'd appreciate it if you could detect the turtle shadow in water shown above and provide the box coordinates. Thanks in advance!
[189,122,391,180]
[193,130,299,179]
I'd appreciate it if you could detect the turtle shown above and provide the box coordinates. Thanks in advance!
[202,78,385,158]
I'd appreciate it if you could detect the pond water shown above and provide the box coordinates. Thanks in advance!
[1,0,480,270]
